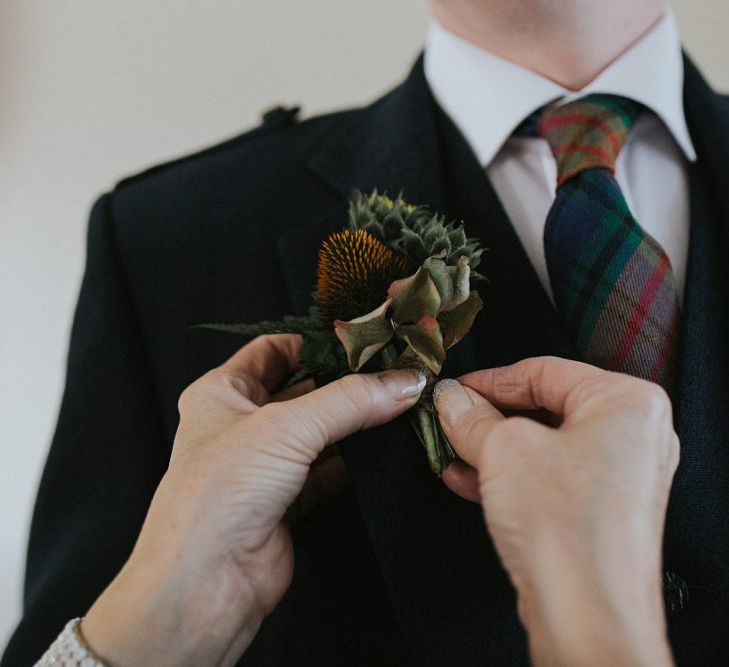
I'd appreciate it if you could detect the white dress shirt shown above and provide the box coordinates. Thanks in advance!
[424,11,696,303]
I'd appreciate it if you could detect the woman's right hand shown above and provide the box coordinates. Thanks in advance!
[434,357,679,667]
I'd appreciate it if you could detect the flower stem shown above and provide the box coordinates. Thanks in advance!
[411,407,455,475]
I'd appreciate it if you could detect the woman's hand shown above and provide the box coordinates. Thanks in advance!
[435,357,678,667]
[82,334,425,667]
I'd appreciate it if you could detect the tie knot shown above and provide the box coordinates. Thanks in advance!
[524,94,641,186]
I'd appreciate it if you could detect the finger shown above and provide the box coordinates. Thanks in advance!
[441,459,481,503]
[458,356,609,416]
[222,334,302,391]
[433,379,504,467]
[271,378,316,402]
[263,368,427,460]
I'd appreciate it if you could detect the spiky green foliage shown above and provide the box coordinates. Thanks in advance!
[347,189,485,281]
[197,305,347,386]
[289,329,350,386]
[197,315,325,338]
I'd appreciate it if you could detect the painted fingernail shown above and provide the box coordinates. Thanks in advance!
[378,369,427,401]
[433,379,473,425]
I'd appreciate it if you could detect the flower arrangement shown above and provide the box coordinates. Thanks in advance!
[204,190,484,474]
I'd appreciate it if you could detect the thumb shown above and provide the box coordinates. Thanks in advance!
[434,379,505,468]
[267,368,427,460]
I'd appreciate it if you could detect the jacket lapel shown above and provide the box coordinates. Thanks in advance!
[674,56,729,459]
[277,56,575,663]
[682,57,729,249]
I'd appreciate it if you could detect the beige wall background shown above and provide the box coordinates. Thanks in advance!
[0,0,726,647]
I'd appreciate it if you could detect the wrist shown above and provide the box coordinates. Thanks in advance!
[516,553,673,667]
[82,549,265,667]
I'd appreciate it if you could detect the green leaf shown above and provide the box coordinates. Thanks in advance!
[397,315,445,374]
[195,315,325,338]
[423,255,471,313]
[470,270,487,284]
[438,290,484,349]
[387,267,441,324]
[399,229,429,264]
[362,221,385,242]
[423,224,442,250]
[447,226,467,249]
[383,213,404,239]
[299,331,343,372]
[469,248,485,269]
[334,299,395,371]
[430,236,451,256]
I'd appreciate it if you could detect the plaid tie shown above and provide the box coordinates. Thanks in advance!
[518,94,681,390]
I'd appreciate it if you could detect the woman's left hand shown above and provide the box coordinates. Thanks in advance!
[81,334,425,667]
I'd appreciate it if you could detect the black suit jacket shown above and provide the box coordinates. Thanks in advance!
[3,55,729,666]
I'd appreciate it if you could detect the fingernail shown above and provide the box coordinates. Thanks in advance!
[378,369,427,401]
[433,379,473,426]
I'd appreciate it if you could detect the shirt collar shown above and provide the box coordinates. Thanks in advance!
[423,10,696,166]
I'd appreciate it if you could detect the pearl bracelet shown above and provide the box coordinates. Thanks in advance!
[36,618,106,667]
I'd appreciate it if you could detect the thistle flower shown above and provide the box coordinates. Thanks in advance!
[316,229,410,322]
[348,190,485,277]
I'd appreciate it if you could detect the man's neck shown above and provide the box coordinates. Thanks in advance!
[428,1,666,91]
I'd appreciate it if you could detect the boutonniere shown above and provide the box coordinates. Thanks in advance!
[203,190,485,474]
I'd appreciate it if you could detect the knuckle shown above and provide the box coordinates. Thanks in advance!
[668,432,681,472]
[205,366,232,386]
[530,357,552,403]
[530,355,558,373]
[490,365,528,402]
[524,355,564,376]
[631,381,672,419]
[213,367,264,404]
[339,374,373,412]
[177,387,192,414]
[230,371,260,399]
[211,367,245,392]
[177,381,202,415]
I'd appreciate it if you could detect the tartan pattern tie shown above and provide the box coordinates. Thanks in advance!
[519,94,681,390]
